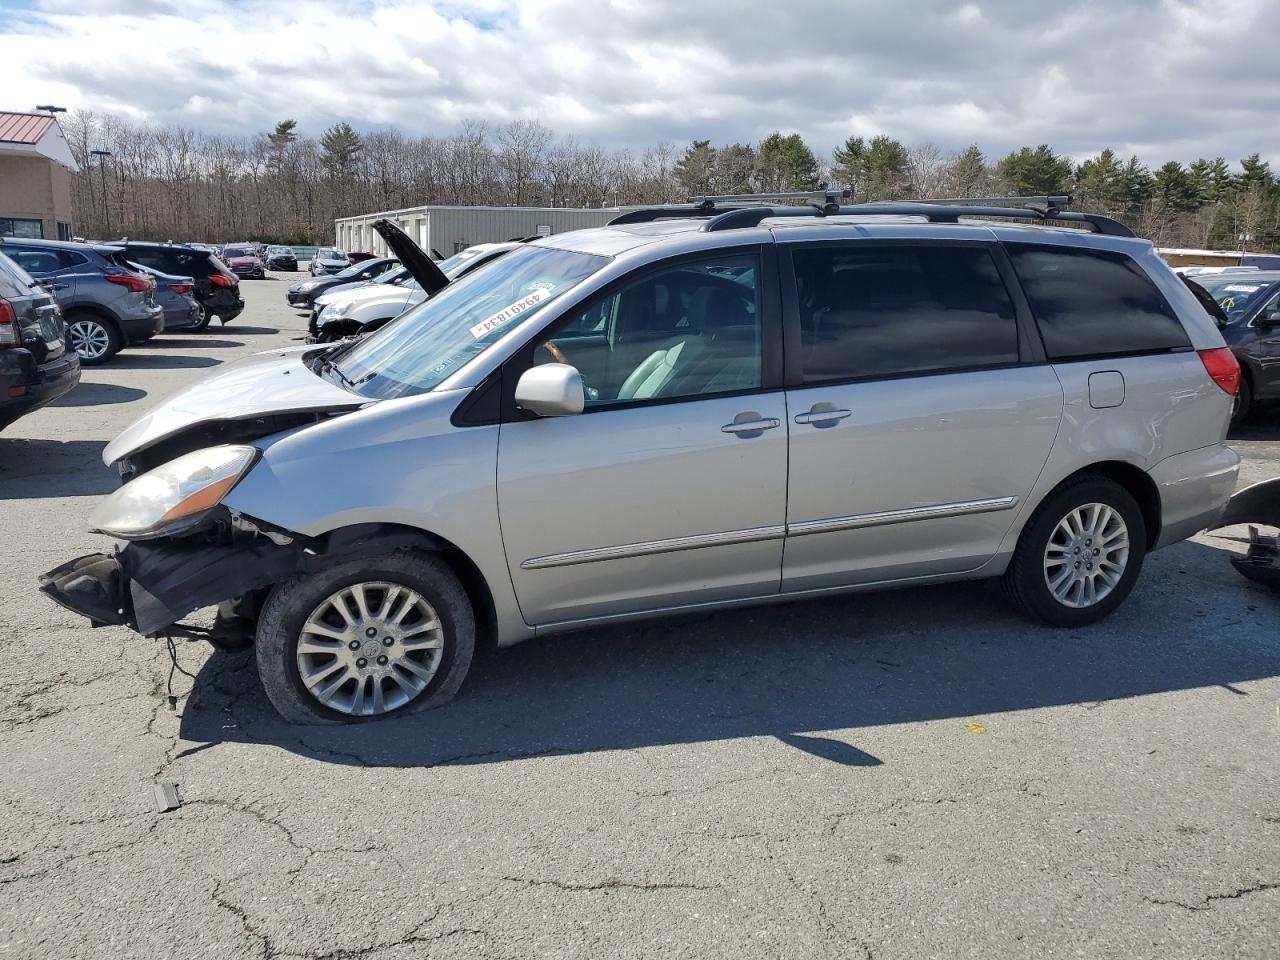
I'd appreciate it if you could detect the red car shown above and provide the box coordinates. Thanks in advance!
[346,251,376,264]
[220,244,265,280]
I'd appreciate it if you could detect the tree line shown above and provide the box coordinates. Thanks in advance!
[63,110,1280,252]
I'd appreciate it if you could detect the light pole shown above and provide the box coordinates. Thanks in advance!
[89,149,112,236]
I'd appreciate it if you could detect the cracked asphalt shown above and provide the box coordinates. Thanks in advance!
[2,274,1279,959]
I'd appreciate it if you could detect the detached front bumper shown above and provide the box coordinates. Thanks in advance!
[39,536,304,636]
[1209,477,1280,590]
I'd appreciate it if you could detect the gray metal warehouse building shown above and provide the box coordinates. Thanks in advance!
[335,204,623,258]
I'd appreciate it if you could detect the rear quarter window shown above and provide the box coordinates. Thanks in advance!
[1006,243,1190,360]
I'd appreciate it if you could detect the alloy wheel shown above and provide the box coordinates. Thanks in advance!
[69,319,111,361]
[1043,503,1130,608]
[295,581,445,717]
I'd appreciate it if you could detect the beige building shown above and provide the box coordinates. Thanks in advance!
[0,111,77,240]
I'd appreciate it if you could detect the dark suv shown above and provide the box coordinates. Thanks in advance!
[0,250,79,430]
[0,238,164,365]
[121,242,244,329]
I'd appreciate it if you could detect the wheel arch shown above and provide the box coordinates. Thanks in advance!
[1056,460,1161,550]
[63,303,123,336]
[305,521,499,654]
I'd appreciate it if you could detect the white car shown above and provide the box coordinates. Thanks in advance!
[310,239,521,342]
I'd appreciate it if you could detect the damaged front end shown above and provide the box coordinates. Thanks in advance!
[39,515,440,644]
[39,510,303,639]
[1209,477,1280,590]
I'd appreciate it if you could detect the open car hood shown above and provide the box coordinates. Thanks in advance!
[371,218,449,295]
[103,347,365,467]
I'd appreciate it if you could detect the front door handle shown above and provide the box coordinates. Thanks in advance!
[794,406,852,426]
[722,415,781,434]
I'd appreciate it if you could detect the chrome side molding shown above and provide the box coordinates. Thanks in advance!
[521,523,788,570]
[787,496,1019,537]
[521,495,1019,571]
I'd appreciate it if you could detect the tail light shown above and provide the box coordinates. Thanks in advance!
[1198,347,1240,396]
[209,273,235,288]
[169,282,193,295]
[0,298,19,348]
[104,273,152,294]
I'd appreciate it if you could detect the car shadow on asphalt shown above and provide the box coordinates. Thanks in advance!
[110,354,221,370]
[178,538,1280,770]
[51,382,147,407]
[0,438,114,497]
[148,337,244,350]
[223,326,280,336]
[1230,416,1280,442]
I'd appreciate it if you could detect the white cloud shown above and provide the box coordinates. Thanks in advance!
[1,0,1277,166]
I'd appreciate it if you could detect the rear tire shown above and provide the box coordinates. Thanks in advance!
[189,302,212,332]
[66,313,121,365]
[1001,475,1147,627]
[1230,376,1252,430]
[255,552,475,724]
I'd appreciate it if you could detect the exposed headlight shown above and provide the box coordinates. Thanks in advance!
[89,445,258,540]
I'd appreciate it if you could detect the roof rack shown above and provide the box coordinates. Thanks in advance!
[607,193,1133,238]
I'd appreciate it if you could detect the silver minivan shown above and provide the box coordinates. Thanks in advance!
[40,199,1243,723]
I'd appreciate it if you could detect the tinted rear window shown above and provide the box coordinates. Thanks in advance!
[791,243,1020,382]
[1006,244,1190,360]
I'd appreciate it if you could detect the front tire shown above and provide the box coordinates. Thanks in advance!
[255,553,475,724]
[1001,475,1146,627]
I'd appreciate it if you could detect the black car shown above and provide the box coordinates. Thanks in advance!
[1197,270,1280,425]
[0,250,80,431]
[120,242,244,329]
[285,256,400,310]
[266,246,298,271]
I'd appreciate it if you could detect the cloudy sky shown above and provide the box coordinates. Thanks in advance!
[2,0,1277,166]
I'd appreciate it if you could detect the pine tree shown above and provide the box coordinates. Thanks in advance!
[673,140,716,197]
[951,144,988,197]
[996,145,1073,196]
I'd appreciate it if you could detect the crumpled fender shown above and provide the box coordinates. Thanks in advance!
[1209,477,1280,591]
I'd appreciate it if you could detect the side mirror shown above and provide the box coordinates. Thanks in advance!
[1259,310,1280,331]
[514,363,585,417]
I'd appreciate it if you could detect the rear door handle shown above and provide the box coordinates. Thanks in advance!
[794,407,852,426]
[722,416,781,434]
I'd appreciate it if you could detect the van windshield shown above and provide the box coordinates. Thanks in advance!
[328,245,609,400]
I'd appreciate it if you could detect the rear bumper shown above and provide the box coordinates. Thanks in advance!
[202,290,244,321]
[121,305,165,340]
[1150,443,1241,549]
[0,348,81,429]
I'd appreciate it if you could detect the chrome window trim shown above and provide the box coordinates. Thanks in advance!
[520,496,1018,570]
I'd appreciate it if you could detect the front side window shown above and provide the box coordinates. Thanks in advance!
[791,243,1019,383]
[1007,244,1191,360]
[330,245,609,400]
[534,254,763,406]
[3,246,63,275]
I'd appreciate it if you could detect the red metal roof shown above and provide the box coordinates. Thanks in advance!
[0,112,55,145]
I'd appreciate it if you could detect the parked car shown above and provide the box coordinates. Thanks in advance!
[222,244,266,281]
[121,242,244,329]
[309,248,351,276]
[0,249,80,430]
[40,198,1241,724]
[310,231,519,341]
[266,246,298,271]
[128,262,202,332]
[346,251,376,264]
[0,237,164,364]
[286,257,399,311]
[1196,271,1280,425]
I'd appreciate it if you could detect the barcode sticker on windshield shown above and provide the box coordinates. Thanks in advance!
[469,288,550,339]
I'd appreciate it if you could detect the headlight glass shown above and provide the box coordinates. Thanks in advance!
[89,445,258,540]
[320,300,351,320]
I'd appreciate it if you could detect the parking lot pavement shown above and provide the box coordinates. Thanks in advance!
[1,272,1278,959]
